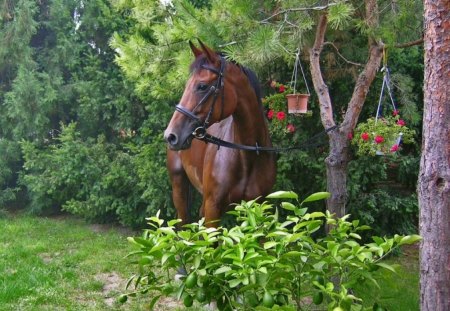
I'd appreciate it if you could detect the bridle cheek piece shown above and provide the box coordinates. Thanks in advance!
[174,56,226,139]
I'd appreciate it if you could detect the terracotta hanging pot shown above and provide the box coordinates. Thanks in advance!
[286,94,309,114]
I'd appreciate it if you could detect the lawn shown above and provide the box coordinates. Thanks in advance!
[0,213,419,311]
[0,213,185,311]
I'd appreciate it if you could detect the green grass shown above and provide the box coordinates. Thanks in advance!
[0,213,188,311]
[357,245,420,311]
[0,213,419,311]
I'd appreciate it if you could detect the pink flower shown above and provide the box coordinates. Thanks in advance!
[270,80,277,88]
[278,85,286,93]
[374,135,384,144]
[390,144,399,152]
[267,109,274,119]
[397,119,406,126]
[361,132,370,141]
[393,109,399,116]
[286,124,295,133]
[276,111,286,121]
[347,132,353,140]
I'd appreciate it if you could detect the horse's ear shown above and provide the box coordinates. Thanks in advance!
[189,40,202,58]
[198,39,219,64]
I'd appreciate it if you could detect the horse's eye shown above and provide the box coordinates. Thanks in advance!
[196,83,209,92]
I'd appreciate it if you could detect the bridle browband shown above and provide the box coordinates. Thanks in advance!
[175,56,227,138]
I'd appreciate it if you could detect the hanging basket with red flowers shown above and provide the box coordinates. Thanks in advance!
[352,113,415,156]
[353,56,416,156]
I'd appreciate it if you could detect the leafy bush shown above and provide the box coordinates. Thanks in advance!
[20,122,170,227]
[347,155,419,237]
[122,191,420,310]
[0,139,22,206]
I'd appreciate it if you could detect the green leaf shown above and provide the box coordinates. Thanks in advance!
[308,212,326,218]
[176,283,185,300]
[167,219,182,227]
[158,227,176,237]
[149,295,162,310]
[228,279,241,288]
[301,192,330,203]
[399,234,422,245]
[214,266,232,275]
[266,191,298,199]
[376,262,397,273]
[281,202,296,211]
[263,241,278,249]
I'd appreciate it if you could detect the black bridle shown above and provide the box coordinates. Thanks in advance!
[175,56,227,139]
[173,56,340,153]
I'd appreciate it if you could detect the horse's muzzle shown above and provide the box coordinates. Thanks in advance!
[164,131,193,150]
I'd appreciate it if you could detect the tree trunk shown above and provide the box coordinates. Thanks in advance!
[309,0,383,218]
[325,131,350,218]
[419,1,450,310]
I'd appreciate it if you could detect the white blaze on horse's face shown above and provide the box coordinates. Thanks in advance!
[164,59,223,150]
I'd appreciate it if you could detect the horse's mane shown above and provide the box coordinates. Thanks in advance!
[190,54,263,107]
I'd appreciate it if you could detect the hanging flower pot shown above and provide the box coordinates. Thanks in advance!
[286,93,309,114]
[286,49,311,115]
[352,116,415,156]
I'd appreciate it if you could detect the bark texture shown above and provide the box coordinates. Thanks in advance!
[309,0,383,218]
[419,1,450,310]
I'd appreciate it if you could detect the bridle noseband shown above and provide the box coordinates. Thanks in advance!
[175,56,226,139]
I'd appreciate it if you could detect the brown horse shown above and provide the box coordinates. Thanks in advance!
[163,41,276,227]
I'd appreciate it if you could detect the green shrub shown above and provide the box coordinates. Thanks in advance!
[123,191,420,310]
[347,155,419,237]
[20,122,166,227]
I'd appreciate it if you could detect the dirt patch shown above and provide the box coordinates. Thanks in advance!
[95,272,124,306]
[89,223,136,236]
[39,252,55,264]
[94,272,183,310]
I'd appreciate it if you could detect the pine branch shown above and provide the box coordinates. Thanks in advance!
[394,38,424,48]
[260,2,339,24]
[323,42,364,67]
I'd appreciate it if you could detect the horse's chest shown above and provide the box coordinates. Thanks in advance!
[183,162,203,193]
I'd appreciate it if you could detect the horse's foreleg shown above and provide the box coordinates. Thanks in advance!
[203,199,222,228]
[167,150,191,225]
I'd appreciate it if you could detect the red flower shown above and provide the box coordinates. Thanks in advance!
[397,119,406,126]
[390,144,399,152]
[361,132,370,141]
[392,109,399,116]
[374,135,384,144]
[278,85,286,93]
[276,111,286,121]
[286,124,295,133]
[267,109,274,119]
[347,132,353,140]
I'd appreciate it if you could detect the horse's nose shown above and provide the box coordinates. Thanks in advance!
[165,132,179,147]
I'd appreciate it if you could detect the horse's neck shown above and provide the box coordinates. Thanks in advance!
[232,96,271,147]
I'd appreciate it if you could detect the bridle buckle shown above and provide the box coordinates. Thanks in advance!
[192,126,207,139]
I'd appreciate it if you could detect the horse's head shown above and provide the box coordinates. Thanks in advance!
[164,41,237,150]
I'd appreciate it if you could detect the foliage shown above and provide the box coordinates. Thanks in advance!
[352,115,416,156]
[20,122,170,227]
[123,191,421,310]
[347,155,420,237]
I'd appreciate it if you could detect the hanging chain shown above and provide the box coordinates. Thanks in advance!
[375,47,397,123]
[290,49,311,95]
